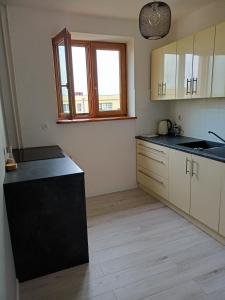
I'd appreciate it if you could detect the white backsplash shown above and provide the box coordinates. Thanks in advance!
[170,98,225,142]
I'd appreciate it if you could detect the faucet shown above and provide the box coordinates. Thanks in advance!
[208,131,225,143]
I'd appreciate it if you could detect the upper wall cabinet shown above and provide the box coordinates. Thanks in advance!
[212,21,225,97]
[151,42,177,100]
[151,23,218,101]
[192,26,215,99]
[176,35,194,99]
[151,47,163,101]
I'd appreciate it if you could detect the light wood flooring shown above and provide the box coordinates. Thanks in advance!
[20,189,225,300]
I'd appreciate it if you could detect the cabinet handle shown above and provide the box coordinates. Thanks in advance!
[138,152,165,164]
[192,78,198,94]
[185,158,191,174]
[138,143,166,154]
[191,160,198,177]
[158,83,162,96]
[186,78,192,94]
[138,169,164,185]
[162,82,167,96]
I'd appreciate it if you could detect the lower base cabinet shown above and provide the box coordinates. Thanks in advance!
[137,167,169,200]
[136,140,169,200]
[137,140,225,241]
[4,170,89,282]
[219,167,225,236]
[169,149,222,232]
[190,155,222,232]
[169,150,191,214]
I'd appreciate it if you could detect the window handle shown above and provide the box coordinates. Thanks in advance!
[61,83,69,88]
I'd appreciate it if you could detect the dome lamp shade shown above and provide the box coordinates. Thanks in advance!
[139,1,171,40]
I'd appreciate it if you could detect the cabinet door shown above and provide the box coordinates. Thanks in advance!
[212,21,225,97]
[169,149,191,213]
[161,42,177,100]
[151,47,163,100]
[192,26,215,98]
[176,35,194,99]
[190,155,222,232]
[219,166,225,237]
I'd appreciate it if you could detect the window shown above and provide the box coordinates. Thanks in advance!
[52,28,127,121]
[99,103,113,111]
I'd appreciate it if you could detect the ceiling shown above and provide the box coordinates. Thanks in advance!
[6,0,217,21]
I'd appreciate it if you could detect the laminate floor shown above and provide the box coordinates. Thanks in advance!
[20,189,225,300]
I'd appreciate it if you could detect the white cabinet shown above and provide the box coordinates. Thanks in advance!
[169,150,222,232]
[151,42,177,100]
[136,139,169,200]
[175,27,215,99]
[192,26,215,98]
[212,21,225,97]
[137,140,225,239]
[161,42,177,100]
[136,139,225,244]
[219,166,225,236]
[176,35,194,99]
[190,155,222,232]
[151,47,163,101]
[169,149,191,214]
[151,23,217,101]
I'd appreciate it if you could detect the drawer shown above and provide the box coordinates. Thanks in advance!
[137,150,168,178]
[137,140,168,158]
[137,166,168,200]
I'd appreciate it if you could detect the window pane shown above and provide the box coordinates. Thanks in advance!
[58,42,70,114]
[61,86,69,113]
[96,50,120,112]
[72,46,89,114]
[58,43,68,86]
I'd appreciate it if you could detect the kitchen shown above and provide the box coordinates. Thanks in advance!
[1,0,225,299]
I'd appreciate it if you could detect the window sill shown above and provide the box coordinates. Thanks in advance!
[56,116,137,124]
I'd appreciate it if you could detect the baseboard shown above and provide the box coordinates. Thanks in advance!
[139,183,225,246]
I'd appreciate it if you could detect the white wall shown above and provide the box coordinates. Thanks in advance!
[7,5,170,197]
[0,8,17,297]
[170,0,225,141]
[0,94,16,300]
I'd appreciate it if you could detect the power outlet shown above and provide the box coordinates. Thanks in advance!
[41,123,48,131]
[178,114,183,121]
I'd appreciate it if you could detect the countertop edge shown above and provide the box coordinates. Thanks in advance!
[136,135,225,164]
[4,151,84,185]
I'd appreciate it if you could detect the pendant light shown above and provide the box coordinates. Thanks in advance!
[139,1,171,40]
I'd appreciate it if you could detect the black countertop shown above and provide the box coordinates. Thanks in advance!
[13,145,64,162]
[136,135,225,163]
[4,146,83,185]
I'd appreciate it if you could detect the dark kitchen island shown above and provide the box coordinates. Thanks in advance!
[4,146,89,282]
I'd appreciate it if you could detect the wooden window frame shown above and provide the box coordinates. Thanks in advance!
[52,28,76,120]
[52,29,127,121]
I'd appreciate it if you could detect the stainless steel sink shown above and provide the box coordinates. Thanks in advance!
[177,140,225,150]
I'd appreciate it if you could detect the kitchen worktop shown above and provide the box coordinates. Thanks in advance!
[136,135,225,163]
[13,145,64,162]
[4,146,83,185]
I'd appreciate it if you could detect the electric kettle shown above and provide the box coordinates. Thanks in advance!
[158,119,172,135]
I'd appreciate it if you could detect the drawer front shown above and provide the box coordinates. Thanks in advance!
[137,140,168,158]
[137,151,168,178]
[137,167,168,200]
